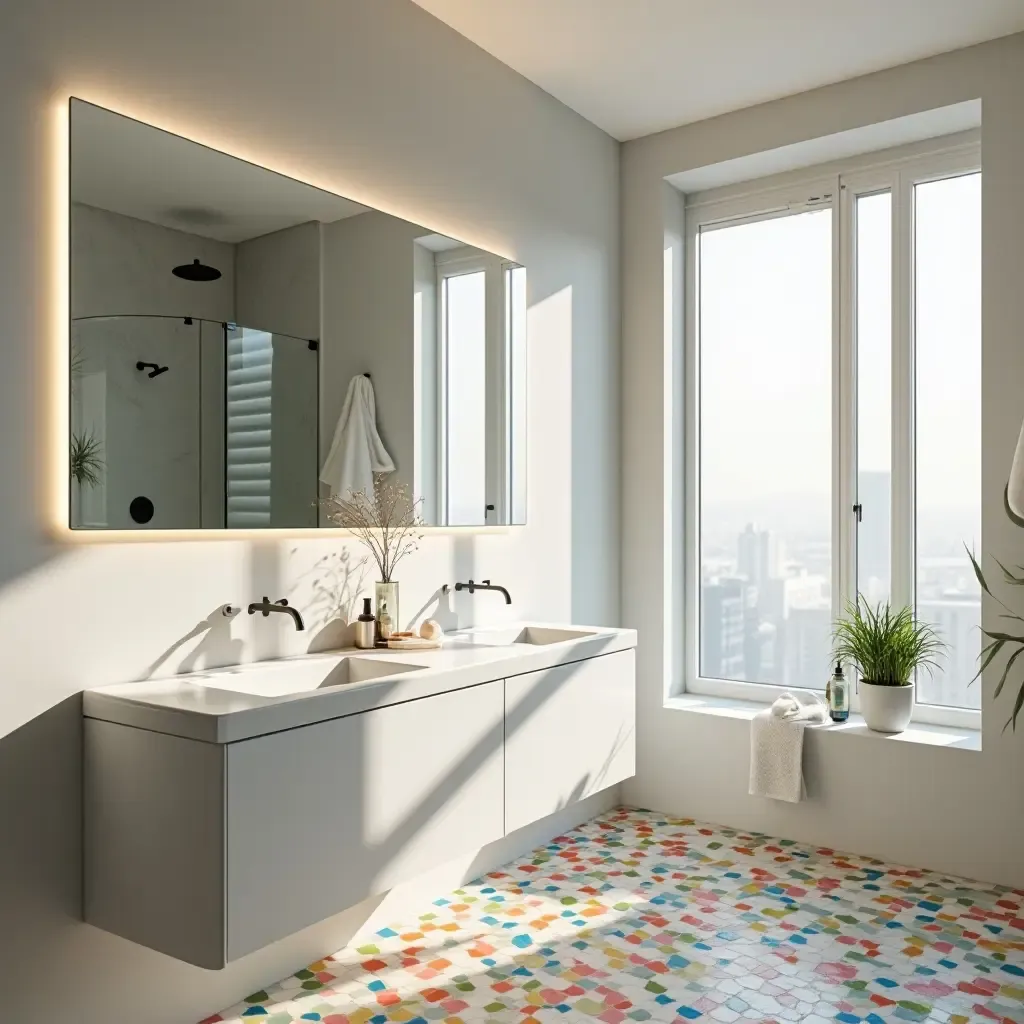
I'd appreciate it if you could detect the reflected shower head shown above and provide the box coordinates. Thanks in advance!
[172,258,222,282]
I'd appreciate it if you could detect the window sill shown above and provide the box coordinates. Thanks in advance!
[663,693,981,751]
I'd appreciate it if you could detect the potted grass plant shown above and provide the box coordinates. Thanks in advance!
[832,597,946,733]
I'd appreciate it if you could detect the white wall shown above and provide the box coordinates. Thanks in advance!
[621,34,1024,887]
[321,210,421,495]
[235,220,321,340]
[413,240,440,522]
[72,202,235,321]
[0,1,619,1021]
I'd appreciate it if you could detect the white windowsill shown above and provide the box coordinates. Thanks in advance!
[664,693,981,751]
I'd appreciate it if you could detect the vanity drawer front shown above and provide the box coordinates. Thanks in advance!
[224,679,505,961]
[504,649,635,835]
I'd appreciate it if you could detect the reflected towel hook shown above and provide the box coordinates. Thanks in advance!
[363,372,371,378]
[136,361,169,379]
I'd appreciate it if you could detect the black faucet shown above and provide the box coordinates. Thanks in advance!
[444,580,512,605]
[247,596,305,631]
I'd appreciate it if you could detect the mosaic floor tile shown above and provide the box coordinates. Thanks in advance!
[203,808,1024,1024]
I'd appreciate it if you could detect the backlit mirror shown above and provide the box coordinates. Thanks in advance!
[69,99,526,530]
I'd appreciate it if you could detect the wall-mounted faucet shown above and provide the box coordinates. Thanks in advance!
[247,596,305,631]
[443,580,512,605]
[136,360,169,378]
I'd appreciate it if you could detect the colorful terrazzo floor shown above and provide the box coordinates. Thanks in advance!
[204,808,1024,1024]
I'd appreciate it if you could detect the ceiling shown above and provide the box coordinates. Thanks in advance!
[412,0,1024,141]
[71,100,369,243]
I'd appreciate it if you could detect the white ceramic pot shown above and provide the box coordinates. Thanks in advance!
[860,680,914,733]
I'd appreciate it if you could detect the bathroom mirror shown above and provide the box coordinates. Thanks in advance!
[69,99,526,530]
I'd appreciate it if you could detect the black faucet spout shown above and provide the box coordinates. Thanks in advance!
[248,596,306,631]
[447,580,512,605]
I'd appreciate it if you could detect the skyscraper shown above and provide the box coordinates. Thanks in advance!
[701,580,745,679]
[737,523,779,587]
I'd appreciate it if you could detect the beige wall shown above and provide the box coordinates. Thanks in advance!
[621,34,1024,886]
[0,1,619,1020]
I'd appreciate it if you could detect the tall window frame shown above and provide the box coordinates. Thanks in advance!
[682,132,982,730]
[435,250,523,526]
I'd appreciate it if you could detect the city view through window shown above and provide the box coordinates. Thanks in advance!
[697,172,981,709]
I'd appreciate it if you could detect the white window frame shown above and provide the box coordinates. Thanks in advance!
[682,132,981,730]
[435,249,511,526]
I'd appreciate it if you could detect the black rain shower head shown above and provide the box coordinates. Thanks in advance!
[172,258,222,282]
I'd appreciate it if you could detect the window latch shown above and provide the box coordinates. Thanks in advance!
[853,503,863,523]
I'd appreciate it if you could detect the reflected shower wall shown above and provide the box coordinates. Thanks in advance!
[70,315,319,530]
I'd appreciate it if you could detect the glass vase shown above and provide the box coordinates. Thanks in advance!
[374,581,399,644]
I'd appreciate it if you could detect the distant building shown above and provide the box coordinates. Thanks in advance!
[785,603,832,690]
[917,595,981,710]
[737,524,780,587]
[701,580,745,680]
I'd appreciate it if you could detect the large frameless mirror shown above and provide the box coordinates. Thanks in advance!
[69,99,526,530]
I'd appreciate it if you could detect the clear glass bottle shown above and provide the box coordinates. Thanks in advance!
[827,662,850,723]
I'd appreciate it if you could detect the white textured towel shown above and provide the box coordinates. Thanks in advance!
[748,691,827,803]
[319,375,395,501]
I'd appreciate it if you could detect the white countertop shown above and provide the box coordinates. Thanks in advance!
[83,623,637,744]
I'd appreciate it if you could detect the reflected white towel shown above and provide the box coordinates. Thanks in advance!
[748,691,827,803]
[319,375,395,501]
[1008,416,1024,519]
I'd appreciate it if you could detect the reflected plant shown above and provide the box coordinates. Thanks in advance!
[967,539,1024,732]
[70,344,104,487]
[319,482,423,583]
[71,431,104,487]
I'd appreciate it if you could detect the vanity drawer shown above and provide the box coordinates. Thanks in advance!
[224,678,504,961]
[85,680,504,968]
[503,649,635,834]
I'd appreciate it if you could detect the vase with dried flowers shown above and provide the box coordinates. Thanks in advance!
[320,481,423,643]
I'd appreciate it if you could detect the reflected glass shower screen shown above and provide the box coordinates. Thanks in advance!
[69,315,319,530]
[70,315,202,529]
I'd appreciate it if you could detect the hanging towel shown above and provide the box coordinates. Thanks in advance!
[320,375,395,502]
[748,691,827,803]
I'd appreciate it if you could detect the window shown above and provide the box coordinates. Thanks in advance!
[698,209,833,690]
[685,136,981,725]
[436,253,526,526]
[440,268,488,526]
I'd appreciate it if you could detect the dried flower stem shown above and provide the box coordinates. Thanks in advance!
[319,481,423,582]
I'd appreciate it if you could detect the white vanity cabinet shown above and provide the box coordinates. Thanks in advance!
[503,649,635,834]
[85,680,505,969]
[84,626,637,968]
[225,679,504,961]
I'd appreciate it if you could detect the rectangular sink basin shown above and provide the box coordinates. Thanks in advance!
[183,656,425,698]
[452,626,597,647]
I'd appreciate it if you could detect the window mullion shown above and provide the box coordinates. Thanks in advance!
[835,176,855,640]
[892,170,915,613]
[837,178,858,705]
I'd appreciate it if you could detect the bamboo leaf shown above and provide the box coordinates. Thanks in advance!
[970,639,1005,687]
[981,630,1024,643]
[994,644,1024,700]
[1004,678,1024,733]
[994,556,1024,586]
[966,545,992,598]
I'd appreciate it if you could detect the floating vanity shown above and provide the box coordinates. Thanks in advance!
[83,624,636,968]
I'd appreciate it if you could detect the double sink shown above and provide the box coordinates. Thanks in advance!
[194,626,599,698]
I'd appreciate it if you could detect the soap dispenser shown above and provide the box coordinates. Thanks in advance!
[826,662,850,723]
[354,597,376,649]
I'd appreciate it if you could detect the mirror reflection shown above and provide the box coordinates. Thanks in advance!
[69,99,526,530]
